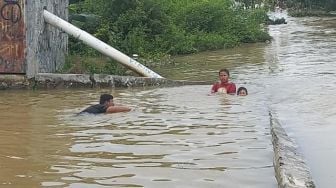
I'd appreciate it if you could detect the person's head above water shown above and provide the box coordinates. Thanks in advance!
[237,87,248,96]
[218,68,230,84]
[81,94,130,114]
[99,94,114,105]
[210,68,236,94]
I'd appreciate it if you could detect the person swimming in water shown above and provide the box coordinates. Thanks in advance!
[237,87,248,96]
[80,94,131,114]
[210,68,236,95]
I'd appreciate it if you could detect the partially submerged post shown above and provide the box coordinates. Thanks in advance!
[0,0,162,78]
[43,10,162,78]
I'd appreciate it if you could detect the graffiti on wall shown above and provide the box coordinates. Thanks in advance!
[0,0,25,73]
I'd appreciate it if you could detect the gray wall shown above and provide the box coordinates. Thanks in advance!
[26,0,68,78]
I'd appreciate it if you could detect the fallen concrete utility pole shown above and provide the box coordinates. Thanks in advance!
[43,10,163,78]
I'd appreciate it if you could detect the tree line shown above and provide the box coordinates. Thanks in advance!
[63,0,335,75]
[68,0,271,59]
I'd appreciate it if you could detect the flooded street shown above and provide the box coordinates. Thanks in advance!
[0,87,275,187]
[162,16,336,187]
[1,16,335,187]
[266,16,336,188]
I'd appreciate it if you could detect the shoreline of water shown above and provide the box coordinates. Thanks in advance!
[0,73,210,90]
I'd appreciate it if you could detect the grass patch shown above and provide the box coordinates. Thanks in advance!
[60,55,128,75]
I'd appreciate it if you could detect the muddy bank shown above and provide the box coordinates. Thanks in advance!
[0,73,210,90]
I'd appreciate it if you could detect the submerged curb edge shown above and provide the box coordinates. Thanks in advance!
[269,111,315,188]
[0,73,211,90]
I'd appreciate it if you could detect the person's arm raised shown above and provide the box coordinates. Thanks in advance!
[106,106,131,113]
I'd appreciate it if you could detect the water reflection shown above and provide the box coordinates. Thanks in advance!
[157,43,268,83]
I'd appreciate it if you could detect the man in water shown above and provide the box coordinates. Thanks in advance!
[211,68,236,94]
[81,94,131,114]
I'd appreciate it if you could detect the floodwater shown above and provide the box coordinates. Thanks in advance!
[0,16,335,188]
[160,16,336,187]
[267,16,336,188]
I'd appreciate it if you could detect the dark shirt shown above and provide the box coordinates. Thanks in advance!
[81,104,107,114]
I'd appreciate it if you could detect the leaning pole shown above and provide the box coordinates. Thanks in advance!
[43,10,163,78]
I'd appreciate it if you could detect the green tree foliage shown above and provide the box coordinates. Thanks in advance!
[67,0,271,72]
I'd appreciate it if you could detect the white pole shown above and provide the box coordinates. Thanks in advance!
[43,10,163,78]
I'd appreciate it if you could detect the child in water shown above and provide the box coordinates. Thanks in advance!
[237,87,248,96]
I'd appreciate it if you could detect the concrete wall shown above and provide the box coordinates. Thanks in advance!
[26,0,68,78]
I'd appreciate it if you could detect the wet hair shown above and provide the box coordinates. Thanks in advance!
[237,87,248,95]
[219,68,230,76]
[99,94,113,104]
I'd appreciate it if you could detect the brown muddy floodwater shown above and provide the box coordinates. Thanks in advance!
[0,87,275,188]
[0,16,335,188]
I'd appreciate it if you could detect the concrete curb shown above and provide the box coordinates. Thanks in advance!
[270,112,315,188]
[0,74,30,90]
[0,73,210,90]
